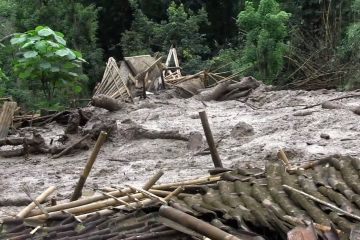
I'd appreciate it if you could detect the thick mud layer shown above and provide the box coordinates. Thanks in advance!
[1,89,360,217]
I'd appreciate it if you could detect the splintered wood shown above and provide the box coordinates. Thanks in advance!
[93,57,132,101]
[0,101,17,138]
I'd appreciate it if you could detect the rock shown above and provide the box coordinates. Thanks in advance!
[352,106,360,115]
[187,132,203,150]
[320,133,330,140]
[148,113,159,120]
[321,101,345,110]
[231,121,254,139]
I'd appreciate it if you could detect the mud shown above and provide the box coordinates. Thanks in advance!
[1,89,360,217]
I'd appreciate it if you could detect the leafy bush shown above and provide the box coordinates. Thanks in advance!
[237,0,290,83]
[11,26,86,104]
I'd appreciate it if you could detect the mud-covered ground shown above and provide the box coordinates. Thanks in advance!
[1,88,360,217]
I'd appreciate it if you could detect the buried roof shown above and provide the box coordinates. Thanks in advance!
[2,155,360,239]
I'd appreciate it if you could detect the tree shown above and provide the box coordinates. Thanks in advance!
[11,26,86,104]
[13,0,103,90]
[237,0,290,83]
[121,1,210,73]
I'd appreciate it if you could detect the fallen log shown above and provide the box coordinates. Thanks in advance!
[194,81,230,101]
[52,134,90,159]
[91,94,123,111]
[120,121,189,141]
[226,76,260,92]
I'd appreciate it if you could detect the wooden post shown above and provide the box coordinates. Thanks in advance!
[198,111,223,168]
[70,131,107,201]
[0,101,17,138]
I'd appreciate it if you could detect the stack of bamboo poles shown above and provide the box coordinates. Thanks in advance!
[19,173,221,222]
[93,57,132,100]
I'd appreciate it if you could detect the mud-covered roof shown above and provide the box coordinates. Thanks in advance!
[2,155,360,239]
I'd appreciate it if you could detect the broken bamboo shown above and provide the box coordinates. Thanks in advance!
[17,186,56,219]
[142,170,164,190]
[70,131,107,201]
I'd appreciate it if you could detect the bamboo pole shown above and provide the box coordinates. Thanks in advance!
[17,186,56,218]
[28,174,218,217]
[27,192,148,220]
[142,170,164,190]
[127,185,167,204]
[164,187,184,201]
[70,131,107,201]
[76,198,153,220]
[199,111,223,168]
[151,176,221,190]
[27,188,133,217]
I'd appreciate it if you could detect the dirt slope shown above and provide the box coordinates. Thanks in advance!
[1,89,360,217]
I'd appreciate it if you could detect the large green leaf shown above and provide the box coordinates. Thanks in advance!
[23,51,38,58]
[39,62,51,69]
[35,41,48,52]
[35,26,45,31]
[67,72,79,77]
[50,66,60,72]
[38,27,55,37]
[54,35,66,45]
[55,49,70,57]
[21,41,35,49]
[55,49,76,60]
[47,40,60,48]
[10,36,27,45]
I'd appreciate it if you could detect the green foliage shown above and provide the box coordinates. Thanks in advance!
[121,1,210,73]
[13,0,103,90]
[237,0,290,83]
[338,0,360,89]
[0,68,8,96]
[11,26,86,104]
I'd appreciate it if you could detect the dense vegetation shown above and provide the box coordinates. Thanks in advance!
[0,0,359,110]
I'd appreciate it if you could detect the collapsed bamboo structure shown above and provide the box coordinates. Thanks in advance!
[3,155,360,239]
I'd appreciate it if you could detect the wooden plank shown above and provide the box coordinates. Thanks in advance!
[0,101,17,138]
